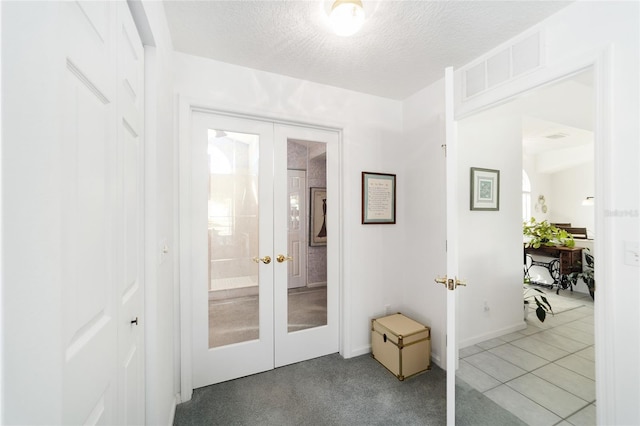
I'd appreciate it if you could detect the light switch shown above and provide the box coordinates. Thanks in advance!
[624,241,639,267]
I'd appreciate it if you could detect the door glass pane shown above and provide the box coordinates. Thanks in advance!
[287,140,327,332]
[208,129,259,348]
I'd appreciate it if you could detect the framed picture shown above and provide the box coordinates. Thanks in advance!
[362,172,396,224]
[470,167,500,211]
[310,187,327,246]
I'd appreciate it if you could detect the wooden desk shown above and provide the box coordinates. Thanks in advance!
[524,245,583,290]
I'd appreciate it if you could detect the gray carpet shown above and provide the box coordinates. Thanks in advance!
[174,353,526,426]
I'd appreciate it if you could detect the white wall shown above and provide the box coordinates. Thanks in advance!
[172,52,404,360]
[452,1,640,423]
[2,3,67,422]
[549,162,595,237]
[523,156,552,222]
[457,107,524,346]
[400,80,448,366]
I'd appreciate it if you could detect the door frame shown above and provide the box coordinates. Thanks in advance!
[448,47,613,423]
[177,97,344,401]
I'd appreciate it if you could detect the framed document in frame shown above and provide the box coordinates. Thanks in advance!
[362,172,396,224]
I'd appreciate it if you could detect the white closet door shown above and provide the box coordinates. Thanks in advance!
[3,2,145,424]
[61,2,119,424]
[116,4,145,425]
[61,2,145,424]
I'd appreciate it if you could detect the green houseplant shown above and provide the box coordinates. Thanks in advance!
[523,284,554,322]
[570,249,595,299]
[523,218,576,249]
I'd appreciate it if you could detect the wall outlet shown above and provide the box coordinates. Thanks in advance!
[384,304,391,315]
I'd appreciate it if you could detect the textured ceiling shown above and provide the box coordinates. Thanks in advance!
[163,0,572,100]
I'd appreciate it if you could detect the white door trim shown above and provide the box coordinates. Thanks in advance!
[452,47,613,425]
[444,66,458,425]
[177,96,344,402]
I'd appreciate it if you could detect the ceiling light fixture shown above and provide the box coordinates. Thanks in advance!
[329,0,365,37]
[582,196,595,206]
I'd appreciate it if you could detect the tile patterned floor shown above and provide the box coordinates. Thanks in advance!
[456,290,596,426]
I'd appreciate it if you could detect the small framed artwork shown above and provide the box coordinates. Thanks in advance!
[470,167,500,211]
[362,172,396,224]
[310,187,327,246]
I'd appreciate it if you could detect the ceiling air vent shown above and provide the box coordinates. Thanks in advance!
[544,132,569,140]
[462,31,543,100]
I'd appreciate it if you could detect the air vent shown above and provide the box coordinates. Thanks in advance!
[545,132,569,140]
[462,31,543,100]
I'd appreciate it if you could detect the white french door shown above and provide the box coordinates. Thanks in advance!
[189,113,275,387]
[274,124,339,368]
[187,112,339,388]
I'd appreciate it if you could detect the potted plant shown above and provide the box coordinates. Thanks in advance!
[523,217,576,248]
[569,249,595,299]
[524,284,554,322]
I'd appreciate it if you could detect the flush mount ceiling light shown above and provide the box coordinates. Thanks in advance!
[582,196,595,206]
[329,0,365,37]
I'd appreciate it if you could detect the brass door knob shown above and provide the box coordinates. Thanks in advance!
[434,276,467,290]
[252,256,271,264]
[276,254,293,263]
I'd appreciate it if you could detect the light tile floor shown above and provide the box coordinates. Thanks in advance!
[457,290,595,426]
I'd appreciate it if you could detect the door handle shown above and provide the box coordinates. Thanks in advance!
[276,254,293,263]
[253,256,272,265]
[131,317,139,325]
[434,276,467,290]
[434,276,447,285]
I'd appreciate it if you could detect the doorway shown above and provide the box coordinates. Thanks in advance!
[182,111,340,391]
[454,68,596,424]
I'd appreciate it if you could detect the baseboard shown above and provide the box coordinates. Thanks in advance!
[307,281,327,288]
[430,354,443,369]
[348,345,371,358]
[458,322,527,349]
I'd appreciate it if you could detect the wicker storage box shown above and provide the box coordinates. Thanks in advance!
[371,313,431,380]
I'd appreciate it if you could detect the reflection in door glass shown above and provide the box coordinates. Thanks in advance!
[287,140,328,332]
[208,129,260,348]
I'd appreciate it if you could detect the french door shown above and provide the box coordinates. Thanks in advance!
[187,112,339,388]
